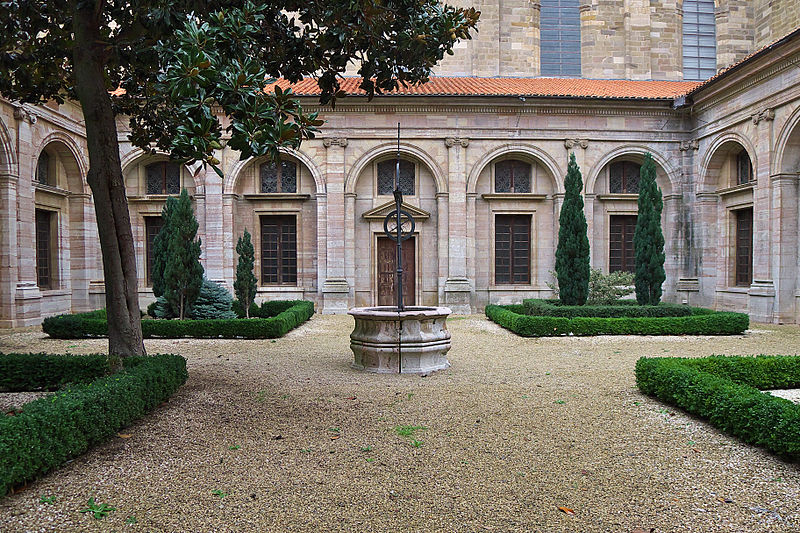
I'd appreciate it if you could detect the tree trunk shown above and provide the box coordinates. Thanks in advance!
[72,2,146,362]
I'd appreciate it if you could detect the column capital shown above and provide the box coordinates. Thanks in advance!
[564,138,589,149]
[679,139,699,151]
[12,104,37,124]
[323,137,348,148]
[445,137,469,148]
[751,108,775,125]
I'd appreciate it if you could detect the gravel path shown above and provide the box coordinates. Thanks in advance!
[1,315,799,532]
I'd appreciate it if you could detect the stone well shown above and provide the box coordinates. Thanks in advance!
[348,306,452,374]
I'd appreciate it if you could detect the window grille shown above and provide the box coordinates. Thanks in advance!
[146,162,181,195]
[495,160,532,193]
[145,216,164,286]
[736,150,753,185]
[260,160,298,193]
[36,152,50,185]
[377,159,415,196]
[609,161,641,194]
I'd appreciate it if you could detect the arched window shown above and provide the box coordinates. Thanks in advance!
[36,152,50,185]
[682,0,716,81]
[609,161,641,194]
[495,160,531,193]
[736,150,753,185]
[260,159,297,193]
[146,161,181,195]
[540,0,581,77]
[377,159,415,196]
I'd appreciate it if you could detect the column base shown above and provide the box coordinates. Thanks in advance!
[749,279,776,323]
[14,281,42,326]
[676,277,700,305]
[444,277,473,314]
[322,278,350,314]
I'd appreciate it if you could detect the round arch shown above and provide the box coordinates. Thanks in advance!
[224,147,324,195]
[345,142,447,195]
[773,103,800,175]
[120,148,201,195]
[586,145,678,195]
[466,144,564,195]
[698,132,757,192]
[0,116,16,174]
[36,132,89,194]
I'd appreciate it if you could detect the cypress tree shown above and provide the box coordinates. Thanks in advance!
[633,153,666,305]
[163,189,204,319]
[555,153,590,305]
[234,229,257,318]
[151,196,177,298]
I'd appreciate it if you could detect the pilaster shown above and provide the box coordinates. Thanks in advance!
[322,137,350,313]
[14,107,41,324]
[770,173,798,323]
[444,137,472,313]
[0,172,18,327]
[202,167,225,283]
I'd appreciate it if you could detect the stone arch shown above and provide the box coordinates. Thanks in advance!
[224,148,324,195]
[586,145,677,195]
[120,148,199,195]
[0,116,16,174]
[36,132,89,194]
[774,103,800,175]
[699,132,757,192]
[345,142,447,195]
[467,144,564,195]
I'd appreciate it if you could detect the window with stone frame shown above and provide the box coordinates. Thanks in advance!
[734,207,753,287]
[609,161,641,194]
[495,214,531,284]
[145,161,181,195]
[260,160,297,193]
[36,151,51,186]
[682,0,716,81]
[609,214,637,273]
[144,216,164,286]
[377,159,415,196]
[35,209,56,289]
[736,150,753,185]
[494,160,532,193]
[260,215,297,285]
[540,0,581,77]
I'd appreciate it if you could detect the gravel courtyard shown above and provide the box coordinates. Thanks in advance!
[1,315,799,532]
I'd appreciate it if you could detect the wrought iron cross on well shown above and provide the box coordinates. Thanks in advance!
[382,123,415,311]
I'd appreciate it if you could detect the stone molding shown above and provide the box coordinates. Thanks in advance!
[445,137,469,148]
[751,108,776,125]
[564,138,589,149]
[679,139,699,151]
[13,105,37,124]
[323,137,348,148]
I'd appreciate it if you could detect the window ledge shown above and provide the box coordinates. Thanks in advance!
[257,286,303,292]
[717,183,755,197]
[597,193,638,201]
[481,193,547,201]
[716,287,750,294]
[487,285,551,291]
[39,288,70,297]
[128,194,188,202]
[33,183,70,196]
[244,193,310,201]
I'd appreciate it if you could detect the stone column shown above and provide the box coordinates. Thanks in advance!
[202,167,225,284]
[67,193,92,312]
[13,106,41,325]
[695,192,719,306]
[749,108,776,322]
[770,173,798,323]
[321,137,350,313]
[676,139,701,305]
[443,137,472,313]
[0,171,18,327]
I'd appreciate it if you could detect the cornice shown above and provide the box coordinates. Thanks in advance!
[305,103,680,118]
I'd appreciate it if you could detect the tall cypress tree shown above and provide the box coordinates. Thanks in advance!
[555,153,590,305]
[151,196,177,298]
[163,189,204,319]
[234,229,257,318]
[633,153,666,305]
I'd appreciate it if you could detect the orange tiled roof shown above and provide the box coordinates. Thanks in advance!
[268,76,701,100]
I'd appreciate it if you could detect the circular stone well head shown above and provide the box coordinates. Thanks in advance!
[348,306,452,374]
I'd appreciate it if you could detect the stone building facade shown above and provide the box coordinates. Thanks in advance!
[1,2,799,326]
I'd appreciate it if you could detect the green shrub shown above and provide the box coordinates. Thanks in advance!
[522,299,693,318]
[186,279,236,320]
[636,355,800,458]
[43,301,314,339]
[0,353,187,495]
[0,353,110,392]
[486,304,748,337]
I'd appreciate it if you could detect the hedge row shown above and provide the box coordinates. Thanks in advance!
[522,298,696,318]
[42,300,314,339]
[636,355,800,458]
[485,304,749,337]
[0,353,110,392]
[0,353,188,495]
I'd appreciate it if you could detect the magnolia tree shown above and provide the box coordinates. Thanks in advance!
[0,1,478,358]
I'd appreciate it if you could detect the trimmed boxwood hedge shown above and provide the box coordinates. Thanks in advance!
[0,353,110,392]
[0,353,188,495]
[522,298,696,318]
[42,300,314,339]
[636,355,800,458]
[486,304,748,337]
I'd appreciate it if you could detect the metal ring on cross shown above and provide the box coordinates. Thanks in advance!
[383,210,415,242]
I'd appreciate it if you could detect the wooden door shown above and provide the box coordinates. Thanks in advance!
[377,236,415,307]
[609,215,637,273]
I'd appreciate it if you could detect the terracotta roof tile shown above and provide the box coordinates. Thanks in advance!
[268,76,701,100]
